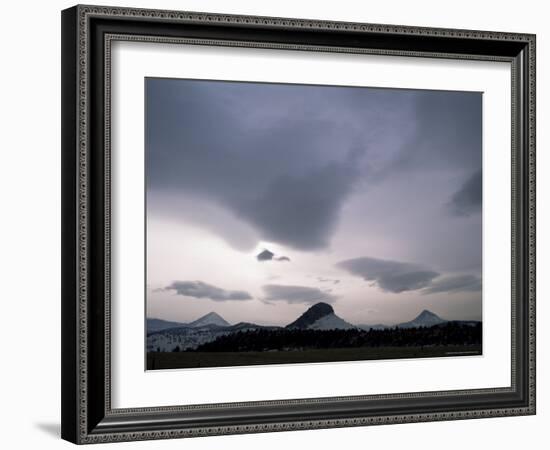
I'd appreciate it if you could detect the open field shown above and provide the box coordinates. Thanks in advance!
[147,345,482,370]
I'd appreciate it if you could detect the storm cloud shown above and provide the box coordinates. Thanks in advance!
[262,284,337,304]
[422,274,482,295]
[239,161,360,249]
[336,257,440,293]
[164,281,252,301]
[387,91,482,174]
[448,170,482,216]
[256,249,291,262]
[146,79,417,251]
[147,80,483,254]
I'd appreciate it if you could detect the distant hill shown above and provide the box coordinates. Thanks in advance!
[358,310,447,330]
[396,310,447,328]
[345,310,481,331]
[188,312,230,328]
[147,315,275,352]
[286,302,356,330]
[146,318,186,332]
[228,322,280,332]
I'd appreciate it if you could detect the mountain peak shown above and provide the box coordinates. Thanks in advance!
[397,309,446,329]
[307,302,334,315]
[286,302,336,329]
[417,309,440,319]
[188,311,230,328]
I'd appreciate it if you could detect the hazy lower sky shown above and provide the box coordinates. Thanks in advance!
[145,78,482,326]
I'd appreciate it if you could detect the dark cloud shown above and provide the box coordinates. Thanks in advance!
[256,249,274,261]
[145,79,398,251]
[262,284,337,304]
[164,281,252,301]
[239,161,359,250]
[387,91,482,174]
[336,256,439,293]
[422,274,482,295]
[448,170,482,216]
[337,256,482,296]
[256,249,290,262]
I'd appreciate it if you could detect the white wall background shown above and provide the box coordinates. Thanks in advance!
[0,0,545,448]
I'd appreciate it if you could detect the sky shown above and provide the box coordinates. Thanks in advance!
[145,77,482,327]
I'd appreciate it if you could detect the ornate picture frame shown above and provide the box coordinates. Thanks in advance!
[61,5,535,444]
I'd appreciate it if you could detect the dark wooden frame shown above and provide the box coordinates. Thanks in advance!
[61,4,536,444]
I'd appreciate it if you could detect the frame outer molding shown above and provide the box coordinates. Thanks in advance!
[61,4,536,444]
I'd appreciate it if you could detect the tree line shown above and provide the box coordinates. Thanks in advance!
[184,322,482,352]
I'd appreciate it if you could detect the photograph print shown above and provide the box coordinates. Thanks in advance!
[145,78,483,371]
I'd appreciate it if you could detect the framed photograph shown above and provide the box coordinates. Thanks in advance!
[61,5,536,444]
